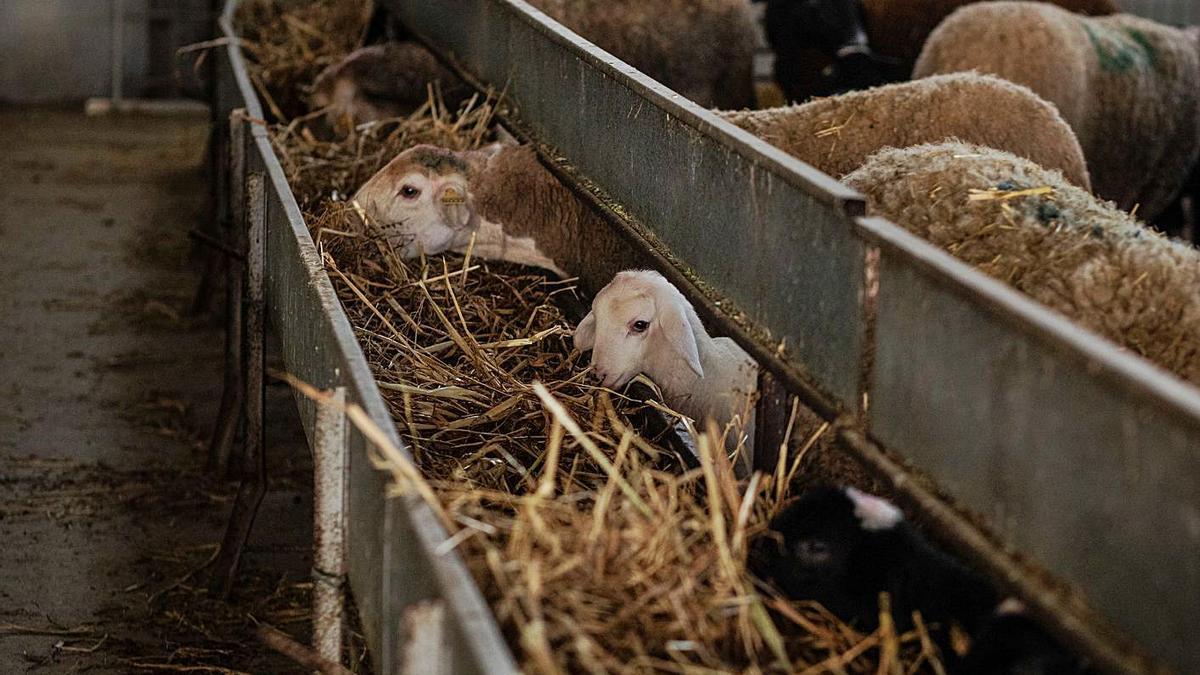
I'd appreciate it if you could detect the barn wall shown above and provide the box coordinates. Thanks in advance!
[0,0,213,103]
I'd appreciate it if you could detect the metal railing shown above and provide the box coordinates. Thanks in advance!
[858,217,1200,673]
[213,4,516,674]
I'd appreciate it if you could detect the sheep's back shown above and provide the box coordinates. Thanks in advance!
[864,0,1117,68]
[844,141,1200,384]
[312,43,463,121]
[916,2,1200,220]
[718,73,1091,190]
[531,0,757,109]
[475,146,653,295]
[915,3,1093,132]
[1083,14,1200,218]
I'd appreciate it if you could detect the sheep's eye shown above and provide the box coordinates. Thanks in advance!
[631,320,650,333]
[399,185,421,199]
[794,539,833,565]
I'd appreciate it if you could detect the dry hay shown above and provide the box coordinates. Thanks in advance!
[237,2,947,672]
[268,90,496,212]
[234,0,375,121]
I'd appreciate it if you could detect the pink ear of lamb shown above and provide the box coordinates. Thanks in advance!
[845,487,903,531]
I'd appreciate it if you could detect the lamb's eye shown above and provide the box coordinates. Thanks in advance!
[400,185,421,199]
[631,320,649,333]
[794,539,832,565]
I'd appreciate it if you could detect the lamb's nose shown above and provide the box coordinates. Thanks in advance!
[590,367,605,383]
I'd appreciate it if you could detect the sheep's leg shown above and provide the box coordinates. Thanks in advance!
[1182,194,1196,244]
[209,170,268,599]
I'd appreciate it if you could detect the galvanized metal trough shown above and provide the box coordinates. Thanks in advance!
[215,0,1200,672]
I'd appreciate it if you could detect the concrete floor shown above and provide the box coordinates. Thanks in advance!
[0,107,319,673]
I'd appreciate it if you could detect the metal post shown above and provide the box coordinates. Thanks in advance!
[111,0,125,106]
[189,116,232,317]
[752,370,790,475]
[243,166,267,492]
[208,111,247,474]
[313,388,349,667]
[209,169,267,598]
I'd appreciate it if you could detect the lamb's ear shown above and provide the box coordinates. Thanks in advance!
[476,141,507,159]
[462,142,506,173]
[844,487,903,531]
[574,311,597,352]
[494,125,519,146]
[660,302,703,378]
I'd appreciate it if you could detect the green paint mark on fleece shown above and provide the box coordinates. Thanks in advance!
[1084,24,1158,73]
[1125,29,1159,67]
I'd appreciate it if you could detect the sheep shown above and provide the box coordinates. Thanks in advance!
[545,0,759,109]
[842,141,1200,385]
[311,42,470,129]
[572,270,759,470]
[759,0,903,102]
[753,485,999,662]
[717,73,1092,191]
[755,486,1090,672]
[914,1,1200,223]
[352,141,649,294]
[759,0,1117,102]
[865,0,1117,72]
[318,0,757,128]
[962,600,1095,674]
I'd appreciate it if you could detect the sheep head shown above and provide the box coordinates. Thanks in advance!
[766,0,868,55]
[764,0,899,100]
[311,45,410,131]
[574,270,703,390]
[353,143,500,257]
[754,485,903,610]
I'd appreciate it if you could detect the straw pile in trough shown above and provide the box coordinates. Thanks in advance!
[299,203,943,673]
[234,0,375,121]
[239,2,946,672]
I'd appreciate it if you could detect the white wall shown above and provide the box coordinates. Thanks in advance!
[0,0,212,104]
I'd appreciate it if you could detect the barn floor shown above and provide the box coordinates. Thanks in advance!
[0,107,332,673]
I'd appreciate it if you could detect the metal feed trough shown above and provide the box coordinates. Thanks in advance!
[209,0,1200,672]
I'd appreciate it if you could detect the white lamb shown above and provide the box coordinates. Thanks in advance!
[573,269,758,471]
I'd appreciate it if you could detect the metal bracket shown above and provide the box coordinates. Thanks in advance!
[208,110,248,475]
[752,369,791,475]
[209,167,267,598]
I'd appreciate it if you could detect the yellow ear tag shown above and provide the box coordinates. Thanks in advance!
[441,187,466,205]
